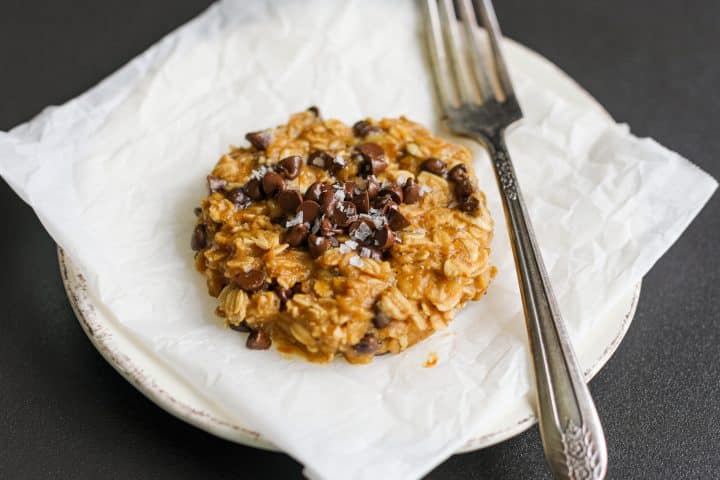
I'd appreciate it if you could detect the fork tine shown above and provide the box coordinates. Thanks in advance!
[438,0,477,104]
[423,0,457,113]
[475,0,515,100]
[457,0,494,101]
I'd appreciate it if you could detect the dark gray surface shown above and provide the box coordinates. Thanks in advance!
[1,1,718,478]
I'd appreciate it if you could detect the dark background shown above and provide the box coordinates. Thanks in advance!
[1,1,718,478]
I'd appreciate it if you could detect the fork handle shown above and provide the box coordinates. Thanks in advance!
[481,131,608,480]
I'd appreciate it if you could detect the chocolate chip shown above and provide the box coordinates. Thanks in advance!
[374,224,395,250]
[246,329,272,350]
[308,150,334,170]
[229,321,251,333]
[292,282,304,295]
[301,200,321,223]
[320,217,332,236]
[285,223,309,247]
[357,143,387,175]
[378,184,404,204]
[245,130,272,150]
[207,175,227,193]
[373,304,392,328]
[332,201,358,227]
[352,121,370,137]
[329,156,347,176]
[421,157,447,176]
[353,190,370,213]
[275,286,293,311]
[455,178,476,197]
[244,178,264,200]
[304,181,326,202]
[366,175,380,199]
[274,285,293,304]
[349,218,376,244]
[373,195,395,210]
[271,215,287,226]
[234,269,265,292]
[277,155,303,179]
[403,178,420,205]
[353,333,379,354]
[343,182,360,200]
[191,224,207,251]
[193,207,202,217]
[262,171,285,197]
[226,188,251,209]
[308,234,332,258]
[343,181,357,198]
[320,216,341,236]
[459,195,480,215]
[277,189,303,213]
[320,189,338,215]
[352,120,381,138]
[447,163,469,183]
[357,143,385,164]
[386,208,410,231]
[307,105,320,117]
[350,217,376,231]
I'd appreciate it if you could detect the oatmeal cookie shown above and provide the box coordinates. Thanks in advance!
[192,107,496,363]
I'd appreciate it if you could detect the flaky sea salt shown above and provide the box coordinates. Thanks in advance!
[361,209,385,224]
[334,189,345,201]
[250,165,270,180]
[397,175,406,185]
[334,154,346,166]
[285,210,304,227]
[349,255,363,267]
[371,214,385,228]
[339,239,358,254]
[352,222,372,241]
[359,247,373,258]
[419,185,432,196]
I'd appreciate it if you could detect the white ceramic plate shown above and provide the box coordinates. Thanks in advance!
[58,37,641,453]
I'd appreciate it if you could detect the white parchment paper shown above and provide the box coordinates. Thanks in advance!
[0,1,716,478]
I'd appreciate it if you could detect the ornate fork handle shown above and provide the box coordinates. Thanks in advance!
[480,130,608,480]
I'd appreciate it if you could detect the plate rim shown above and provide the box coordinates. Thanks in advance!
[56,35,642,454]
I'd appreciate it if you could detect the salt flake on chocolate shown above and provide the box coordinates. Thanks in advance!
[285,210,304,227]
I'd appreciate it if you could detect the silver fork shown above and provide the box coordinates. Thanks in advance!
[423,1,608,478]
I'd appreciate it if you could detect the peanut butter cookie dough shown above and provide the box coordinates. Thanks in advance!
[192,108,496,363]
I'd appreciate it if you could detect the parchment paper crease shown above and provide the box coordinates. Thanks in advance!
[0,1,716,479]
